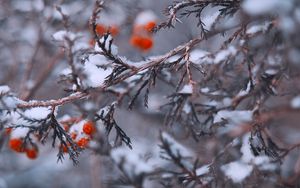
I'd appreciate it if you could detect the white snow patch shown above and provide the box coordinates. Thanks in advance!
[202,11,220,31]
[135,10,157,25]
[246,22,270,35]
[95,35,118,55]
[52,30,76,41]
[196,164,210,176]
[221,161,253,183]
[190,49,212,64]
[214,110,253,125]
[214,46,237,64]
[178,84,193,94]
[82,63,112,88]
[24,107,51,120]
[161,132,194,158]
[0,85,10,94]
[111,147,154,178]
[291,96,300,109]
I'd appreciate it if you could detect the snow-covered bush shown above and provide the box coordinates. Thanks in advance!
[1,0,300,187]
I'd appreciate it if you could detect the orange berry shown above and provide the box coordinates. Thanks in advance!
[140,37,153,51]
[9,138,25,152]
[96,24,106,36]
[61,123,69,132]
[144,21,156,32]
[25,148,38,159]
[130,35,143,47]
[130,35,153,51]
[71,132,77,140]
[83,121,96,135]
[109,25,119,36]
[60,144,69,153]
[5,128,12,135]
[77,138,89,148]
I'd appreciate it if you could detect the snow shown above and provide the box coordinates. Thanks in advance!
[214,46,237,64]
[161,132,194,158]
[0,96,21,109]
[95,35,118,56]
[135,10,157,25]
[24,107,51,120]
[183,102,192,114]
[202,11,219,31]
[291,96,300,109]
[200,87,210,93]
[178,84,193,94]
[0,85,10,94]
[221,134,277,183]
[196,164,210,176]
[237,81,251,97]
[52,30,76,41]
[190,49,212,64]
[246,22,270,35]
[11,127,30,139]
[86,54,109,67]
[214,110,253,125]
[110,146,154,178]
[82,63,112,88]
[221,161,253,183]
[242,0,292,15]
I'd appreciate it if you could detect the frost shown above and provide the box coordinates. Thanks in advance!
[214,110,253,125]
[52,30,76,41]
[178,84,193,94]
[242,0,292,15]
[221,161,253,183]
[214,46,237,64]
[291,96,300,109]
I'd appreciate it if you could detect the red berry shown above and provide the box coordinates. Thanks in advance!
[83,121,96,135]
[9,138,25,153]
[77,138,89,148]
[25,148,38,159]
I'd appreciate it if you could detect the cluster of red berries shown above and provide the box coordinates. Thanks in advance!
[6,128,39,160]
[60,119,96,153]
[6,119,97,160]
[89,11,157,52]
[130,21,156,52]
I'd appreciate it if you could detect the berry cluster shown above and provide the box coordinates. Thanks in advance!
[6,119,97,160]
[130,11,157,51]
[60,119,96,153]
[7,129,39,160]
